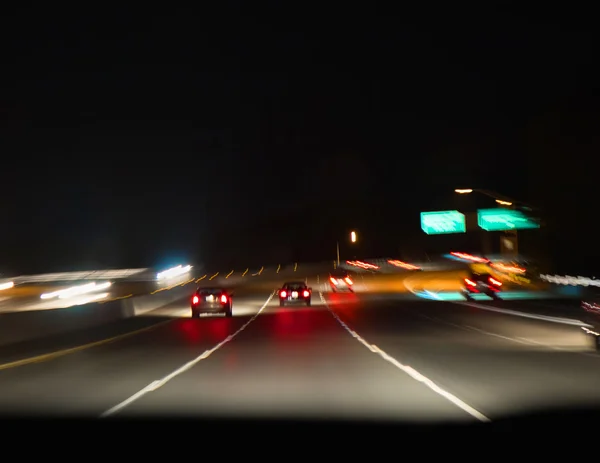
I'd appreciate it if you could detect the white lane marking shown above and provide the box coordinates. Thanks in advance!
[418,313,533,346]
[100,292,275,418]
[453,301,589,327]
[417,313,529,344]
[319,293,490,423]
[419,313,600,357]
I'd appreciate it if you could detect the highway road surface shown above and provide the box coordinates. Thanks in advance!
[0,268,597,424]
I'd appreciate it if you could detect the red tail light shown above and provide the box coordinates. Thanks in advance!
[344,277,353,285]
[280,290,287,298]
[220,294,228,303]
[303,290,310,297]
[465,278,476,287]
[192,295,199,304]
[489,277,502,286]
[329,277,337,284]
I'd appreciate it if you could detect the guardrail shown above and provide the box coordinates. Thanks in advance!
[537,274,600,298]
[540,274,600,287]
[0,282,193,348]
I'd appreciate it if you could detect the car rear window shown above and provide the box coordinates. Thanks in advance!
[198,288,223,295]
[285,282,306,289]
[331,271,348,277]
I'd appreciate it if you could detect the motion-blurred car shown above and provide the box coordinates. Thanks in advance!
[462,271,502,300]
[278,281,312,307]
[191,287,233,318]
[580,288,600,350]
[329,270,354,292]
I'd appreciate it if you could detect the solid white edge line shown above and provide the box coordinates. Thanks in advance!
[453,301,590,327]
[99,292,275,418]
[318,292,491,423]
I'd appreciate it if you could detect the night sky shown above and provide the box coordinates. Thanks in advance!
[1,10,598,275]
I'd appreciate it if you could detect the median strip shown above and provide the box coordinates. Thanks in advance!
[0,319,173,372]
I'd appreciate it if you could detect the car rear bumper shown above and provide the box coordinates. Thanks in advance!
[330,284,352,290]
[463,285,499,293]
[280,297,310,302]
[191,303,229,312]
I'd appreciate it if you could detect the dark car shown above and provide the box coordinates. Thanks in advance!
[329,270,354,292]
[462,271,502,300]
[190,287,233,318]
[278,281,312,307]
[580,287,600,349]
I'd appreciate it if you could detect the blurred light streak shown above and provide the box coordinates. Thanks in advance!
[541,274,600,287]
[388,259,420,270]
[0,281,14,291]
[490,262,526,274]
[40,281,112,300]
[449,252,489,263]
[157,265,192,280]
[413,290,557,301]
[346,260,379,270]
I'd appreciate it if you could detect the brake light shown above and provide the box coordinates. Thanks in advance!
[489,277,502,286]
[303,290,310,297]
[344,277,353,285]
[465,278,476,286]
[220,294,228,303]
[330,277,337,284]
[192,295,199,304]
[280,290,287,298]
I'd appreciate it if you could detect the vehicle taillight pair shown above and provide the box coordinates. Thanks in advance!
[281,290,309,298]
[192,294,227,304]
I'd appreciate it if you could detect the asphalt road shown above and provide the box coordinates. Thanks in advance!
[0,269,596,424]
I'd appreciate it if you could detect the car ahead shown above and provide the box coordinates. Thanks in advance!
[581,287,600,350]
[190,287,233,318]
[329,270,354,292]
[278,281,312,307]
[462,271,502,300]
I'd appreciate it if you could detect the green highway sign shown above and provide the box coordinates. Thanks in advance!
[477,208,540,231]
[420,210,466,235]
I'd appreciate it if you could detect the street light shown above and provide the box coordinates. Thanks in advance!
[454,188,516,205]
[336,231,358,266]
[454,188,538,257]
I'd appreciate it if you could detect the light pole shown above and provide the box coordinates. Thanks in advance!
[336,231,358,266]
[454,188,534,210]
[454,188,533,257]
